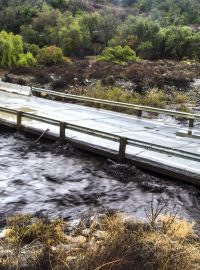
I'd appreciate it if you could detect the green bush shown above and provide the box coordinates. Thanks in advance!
[97,45,139,64]
[24,43,40,57]
[37,45,66,66]
[137,41,154,59]
[0,30,36,68]
[18,52,36,67]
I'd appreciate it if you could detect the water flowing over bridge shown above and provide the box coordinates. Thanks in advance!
[0,81,200,185]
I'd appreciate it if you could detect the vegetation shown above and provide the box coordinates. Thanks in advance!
[97,45,139,64]
[37,45,67,66]
[0,31,36,68]
[0,0,199,111]
[0,0,199,63]
[0,209,199,270]
[83,82,189,110]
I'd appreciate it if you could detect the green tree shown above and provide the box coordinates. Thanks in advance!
[162,26,200,59]
[37,45,65,65]
[0,31,36,68]
[97,45,139,64]
[110,16,160,48]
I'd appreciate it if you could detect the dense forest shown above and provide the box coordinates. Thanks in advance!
[0,0,200,68]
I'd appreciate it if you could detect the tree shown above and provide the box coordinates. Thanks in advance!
[97,45,139,64]
[0,31,36,68]
[37,45,65,65]
[163,26,200,59]
[109,16,160,49]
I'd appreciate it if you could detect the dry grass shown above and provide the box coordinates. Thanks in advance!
[0,214,67,270]
[139,88,167,108]
[72,213,200,270]
[0,210,199,270]
[172,92,189,104]
[82,82,190,110]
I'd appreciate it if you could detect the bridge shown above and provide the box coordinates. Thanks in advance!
[0,81,200,185]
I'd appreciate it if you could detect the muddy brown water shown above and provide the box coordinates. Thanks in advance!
[0,130,200,228]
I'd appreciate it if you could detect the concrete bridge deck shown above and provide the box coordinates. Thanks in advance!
[0,88,200,184]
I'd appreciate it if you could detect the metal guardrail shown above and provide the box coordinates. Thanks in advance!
[1,106,200,163]
[31,87,200,129]
[0,80,31,95]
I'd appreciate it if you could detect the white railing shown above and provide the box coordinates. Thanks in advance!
[0,106,200,163]
[31,87,200,129]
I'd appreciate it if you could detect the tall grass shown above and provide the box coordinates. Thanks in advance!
[0,210,199,270]
[81,82,190,111]
[74,213,199,270]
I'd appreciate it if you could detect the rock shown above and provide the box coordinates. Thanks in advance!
[65,235,87,245]
[0,228,12,239]
[90,213,106,222]
[51,243,77,252]
[51,78,67,90]
[102,76,115,85]
[68,218,81,229]
[0,231,6,239]
[189,78,200,105]
[66,218,81,234]
[81,228,90,236]
[2,74,13,83]
[114,79,137,91]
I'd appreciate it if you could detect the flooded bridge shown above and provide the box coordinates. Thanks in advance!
[0,82,200,185]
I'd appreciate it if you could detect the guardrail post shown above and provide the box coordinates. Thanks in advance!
[137,110,142,117]
[118,137,127,163]
[96,103,100,109]
[60,122,66,142]
[17,111,22,131]
[188,118,194,136]
[189,118,194,128]
[30,85,33,96]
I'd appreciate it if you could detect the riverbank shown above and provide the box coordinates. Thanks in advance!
[1,59,200,114]
[0,130,200,269]
[0,210,199,270]
[1,59,200,94]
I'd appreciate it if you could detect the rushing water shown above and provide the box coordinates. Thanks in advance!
[0,130,200,227]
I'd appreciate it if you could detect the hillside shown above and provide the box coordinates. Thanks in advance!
[0,0,200,109]
[0,0,199,59]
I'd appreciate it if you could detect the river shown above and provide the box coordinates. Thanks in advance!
[0,130,200,227]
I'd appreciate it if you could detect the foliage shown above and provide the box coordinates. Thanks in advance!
[0,0,200,60]
[37,45,66,66]
[0,31,36,68]
[76,214,200,270]
[140,88,167,108]
[83,82,189,111]
[97,45,139,64]
[17,53,36,67]
[2,214,66,270]
[24,43,40,57]
[110,16,200,60]
[1,211,199,270]
[6,214,65,247]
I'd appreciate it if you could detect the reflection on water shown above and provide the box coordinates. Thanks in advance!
[0,131,200,227]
